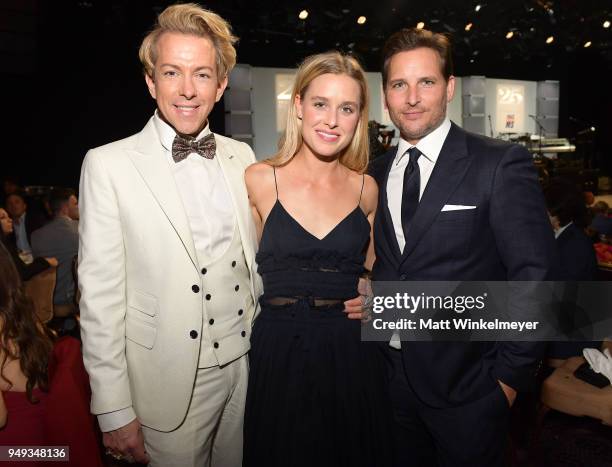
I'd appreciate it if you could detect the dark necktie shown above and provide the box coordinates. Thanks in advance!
[172,133,216,163]
[401,147,422,242]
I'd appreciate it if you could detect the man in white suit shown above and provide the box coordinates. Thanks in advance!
[78,4,262,466]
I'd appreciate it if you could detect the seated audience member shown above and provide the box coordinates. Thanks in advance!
[0,242,54,455]
[4,192,48,258]
[544,181,597,281]
[591,200,609,214]
[589,200,612,238]
[545,181,596,280]
[0,176,20,206]
[32,189,79,307]
[0,243,103,467]
[544,180,599,360]
[0,208,57,281]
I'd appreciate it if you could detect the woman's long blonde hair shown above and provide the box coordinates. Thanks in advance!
[267,51,370,173]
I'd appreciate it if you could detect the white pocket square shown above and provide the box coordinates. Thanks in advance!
[441,204,477,212]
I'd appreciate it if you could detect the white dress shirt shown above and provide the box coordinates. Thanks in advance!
[13,212,32,254]
[386,118,452,253]
[554,222,572,239]
[387,118,451,349]
[98,113,236,432]
[156,112,236,263]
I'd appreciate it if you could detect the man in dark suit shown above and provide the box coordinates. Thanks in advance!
[369,28,558,466]
[5,191,48,255]
[544,180,597,282]
[31,188,80,308]
[544,180,598,360]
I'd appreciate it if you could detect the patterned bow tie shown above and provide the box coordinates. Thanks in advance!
[171,133,216,163]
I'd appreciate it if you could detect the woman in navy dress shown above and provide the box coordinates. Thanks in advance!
[243,52,393,467]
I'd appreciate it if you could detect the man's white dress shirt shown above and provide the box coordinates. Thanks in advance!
[386,118,451,349]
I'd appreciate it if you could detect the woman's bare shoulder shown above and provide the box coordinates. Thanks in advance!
[245,161,273,185]
[245,161,278,203]
[350,171,378,196]
[361,174,379,214]
[245,160,273,177]
[363,173,378,193]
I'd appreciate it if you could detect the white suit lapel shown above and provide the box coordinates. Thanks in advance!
[126,118,199,272]
[214,136,257,271]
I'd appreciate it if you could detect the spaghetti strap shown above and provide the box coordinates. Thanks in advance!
[358,174,365,205]
[272,166,279,200]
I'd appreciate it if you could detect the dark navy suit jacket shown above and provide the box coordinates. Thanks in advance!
[549,223,598,359]
[369,122,558,408]
[555,223,597,281]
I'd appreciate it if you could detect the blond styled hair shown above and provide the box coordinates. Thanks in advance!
[139,3,238,81]
[267,51,370,173]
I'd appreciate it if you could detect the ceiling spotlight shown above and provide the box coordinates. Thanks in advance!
[465,22,473,31]
[416,21,425,29]
[604,20,611,28]
[298,9,308,20]
[475,4,482,12]
[506,31,514,39]
[584,41,592,48]
[546,36,554,44]
[357,16,366,25]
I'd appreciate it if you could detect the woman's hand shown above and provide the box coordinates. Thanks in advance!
[343,277,373,321]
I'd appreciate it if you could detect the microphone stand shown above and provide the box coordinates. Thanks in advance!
[529,114,546,158]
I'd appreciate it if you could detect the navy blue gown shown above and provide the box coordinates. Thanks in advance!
[243,169,393,467]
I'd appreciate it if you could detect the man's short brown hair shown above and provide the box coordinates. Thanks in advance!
[49,188,76,216]
[381,28,453,86]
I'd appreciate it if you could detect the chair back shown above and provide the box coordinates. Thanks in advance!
[24,268,57,323]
